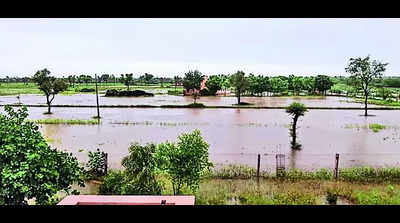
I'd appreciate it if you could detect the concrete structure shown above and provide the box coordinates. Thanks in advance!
[57,195,195,205]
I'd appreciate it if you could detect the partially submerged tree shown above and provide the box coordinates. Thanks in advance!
[230,71,249,104]
[345,55,388,116]
[0,106,84,205]
[286,102,308,150]
[32,69,68,114]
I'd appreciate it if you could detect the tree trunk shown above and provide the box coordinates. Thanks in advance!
[238,89,241,104]
[292,116,298,148]
[364,94,368,116]
[46,95,51,114]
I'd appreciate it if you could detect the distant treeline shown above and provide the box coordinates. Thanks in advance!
[2,74,400,88]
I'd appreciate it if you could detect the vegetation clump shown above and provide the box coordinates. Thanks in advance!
[99,143,162,195]
[368,123,386,132]
[85,149,107,180]
[34,118,99,125]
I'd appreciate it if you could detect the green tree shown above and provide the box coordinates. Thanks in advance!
[292,76,304,96]
[155,130,212,195]
[230,71,249,104]
[286,102,308,150]
[204,75,222,95]
[270,77,288,95]
[121,143,161,195]
[301,76,316,95]
[315,75,333,95]
[183,70,204,92]
[345,55,388,116]
[32,69,68,114]
[0,106,84,205]
[220,75,231,96]
[120,73,134,90]
[144,73,154,85]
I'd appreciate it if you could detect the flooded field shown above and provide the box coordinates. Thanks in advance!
[0,94,387,108]
[6,105,400,171]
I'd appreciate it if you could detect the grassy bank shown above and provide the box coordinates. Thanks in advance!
[197,165,400,204]
[33,118,99,125]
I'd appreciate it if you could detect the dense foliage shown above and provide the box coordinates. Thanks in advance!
[0,106,84,205]
[99,143,161,195]
[86,148,107,179]
[155,130,213,195]
[183,70,204,91]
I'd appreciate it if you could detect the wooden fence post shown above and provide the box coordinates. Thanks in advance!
[104,153,108,176]
[334,153,339,180]
[257,154,260,183]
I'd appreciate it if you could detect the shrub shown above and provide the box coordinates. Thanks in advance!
[155,130,213,195]
[326,188,339,204]
[98,170,124,195]
[86,148,107,179]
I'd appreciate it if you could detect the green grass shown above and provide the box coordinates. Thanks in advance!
[0,82,184,96]
[33,118,99,125]
[368,123,387,133]
[209,164,400,183]
[354,98,400,107]
[344,123,388,133]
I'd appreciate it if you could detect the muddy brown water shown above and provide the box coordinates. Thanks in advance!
[0,94,386,108]
[3,104,400,171]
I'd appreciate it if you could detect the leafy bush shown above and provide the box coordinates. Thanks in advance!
[155,129,213,195]
[326,188,339,204]
[86,148,107,179]
[0,105,84,205]
[98,170,124,195]
[99,143,162,195]
[120,143,161,195]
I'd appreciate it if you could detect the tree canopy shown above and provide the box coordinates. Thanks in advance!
[0,106,84,205]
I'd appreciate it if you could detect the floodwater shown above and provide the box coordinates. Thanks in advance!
[0,94,386,107]
[5,105,400,171]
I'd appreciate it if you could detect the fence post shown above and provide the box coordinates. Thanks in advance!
[104,153,108,176]
[257,154,260,183]
[334,153,339,180]
[276,154,285,177]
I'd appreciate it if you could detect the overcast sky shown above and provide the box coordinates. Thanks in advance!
[1,18,400,78]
